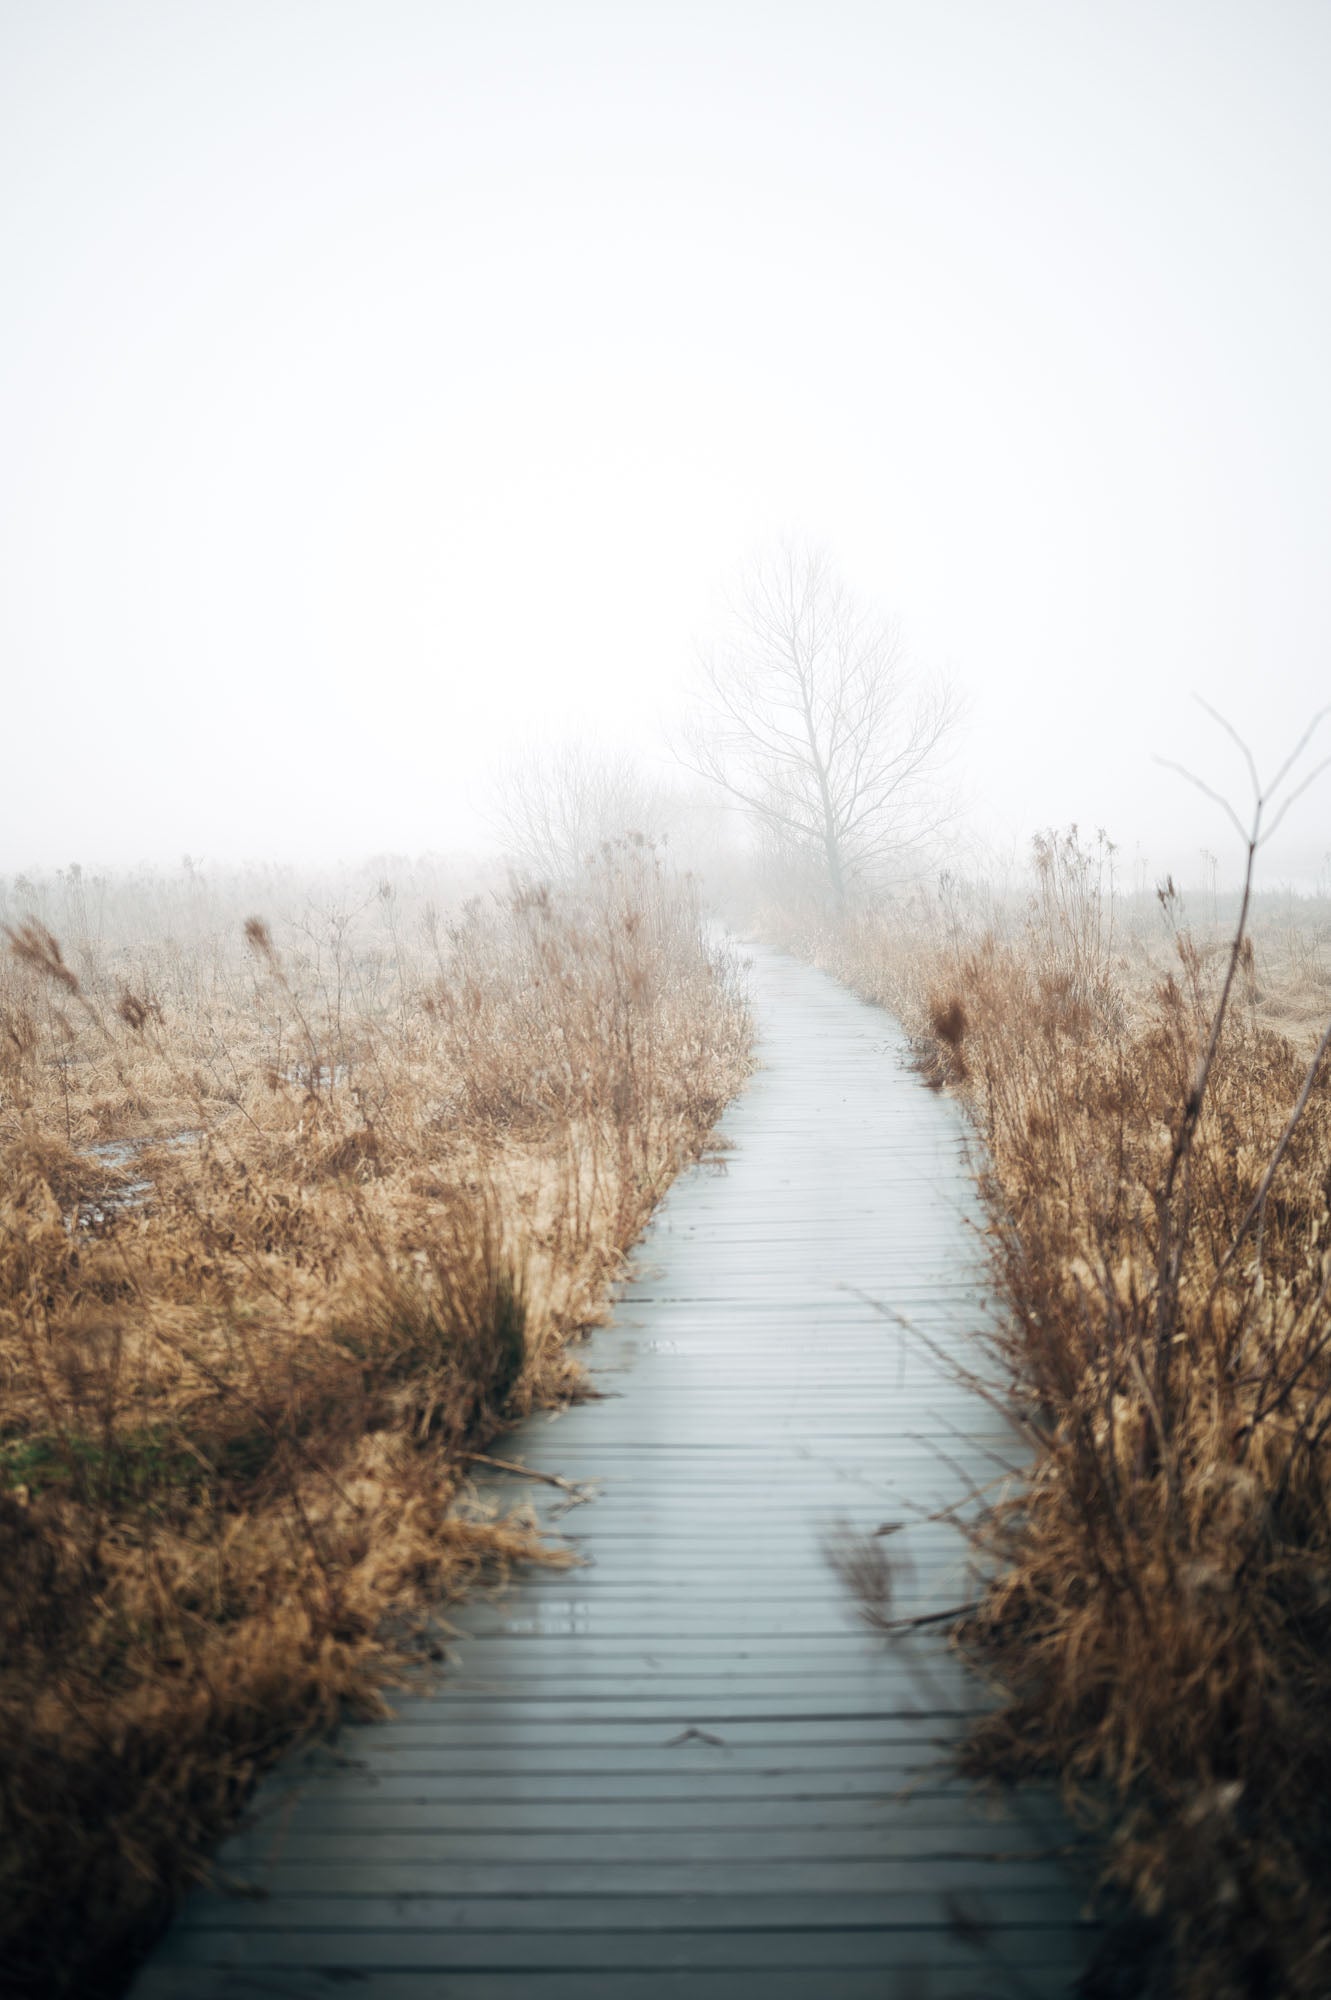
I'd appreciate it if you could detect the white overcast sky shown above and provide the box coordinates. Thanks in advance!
[2,0,1329,884]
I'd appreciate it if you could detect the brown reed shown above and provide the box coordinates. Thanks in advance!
[0,843,751,1998]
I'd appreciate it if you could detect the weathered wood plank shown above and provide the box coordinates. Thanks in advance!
[181,1856,1086,1898]
[148,1926,1091,1971]
[217,1827,1082,1866]
[169,1889,1093,1934]
[132,1966,1088,2000]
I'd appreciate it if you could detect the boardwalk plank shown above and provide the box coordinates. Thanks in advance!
[148,1927,1089,1971]
[171,1890,1093,1934]
[133,1968,1087,2000]
[191,1857,1084,1897]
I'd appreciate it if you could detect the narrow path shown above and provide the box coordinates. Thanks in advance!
[135,950,1093,1999]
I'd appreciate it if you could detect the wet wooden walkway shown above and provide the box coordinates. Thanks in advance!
[134,950,1093,1998]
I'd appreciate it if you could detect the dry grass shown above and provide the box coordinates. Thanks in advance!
[783,830,1331,1998]
[0,844,751,1999]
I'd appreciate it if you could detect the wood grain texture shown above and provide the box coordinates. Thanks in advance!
[132,950,1094,1999]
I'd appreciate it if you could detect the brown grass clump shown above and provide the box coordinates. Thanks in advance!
[0,845,751,1999]
[790,825,1331,1998]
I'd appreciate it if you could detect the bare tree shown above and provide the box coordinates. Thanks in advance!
[681,545,962,907]
[492,743,680,879]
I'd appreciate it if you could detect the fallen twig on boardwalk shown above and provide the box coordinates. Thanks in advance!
[873,1600,981,1632]
[462,1451,598,1501]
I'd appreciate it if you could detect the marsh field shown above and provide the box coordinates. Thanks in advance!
[782,840,1331,1997]
[4,822,1331,1997]
[0,848,752,1996]
[9,2,1331,1992]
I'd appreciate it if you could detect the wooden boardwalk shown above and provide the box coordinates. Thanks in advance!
[134,950,1094,1999]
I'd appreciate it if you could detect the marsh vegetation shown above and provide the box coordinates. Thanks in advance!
[0,847,751,1996]
[778,804,1331,1996]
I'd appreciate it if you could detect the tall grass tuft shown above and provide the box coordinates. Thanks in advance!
[785,813,1331,1997]
[0,843,751,1998]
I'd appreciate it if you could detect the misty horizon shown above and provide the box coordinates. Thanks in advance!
[3,1,1330,887]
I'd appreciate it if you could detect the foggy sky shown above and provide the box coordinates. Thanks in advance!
[3,1,1329,887]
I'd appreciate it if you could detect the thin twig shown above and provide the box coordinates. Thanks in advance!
[868,1600,980,1633]
[461,1451,596,1498]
